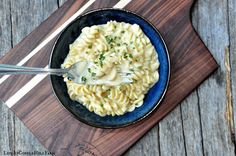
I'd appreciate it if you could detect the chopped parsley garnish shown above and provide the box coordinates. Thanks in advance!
[99,53,105,61]
[105,35,113,44]
[81,76,87,83]
[91,72,96,77]
[117,43,121,46]
[100,61,103,67]
[88,44,92,49]
[88,68,91,73]
[98,53,106,67]
[121,30,125,34]
[88,68,96,76]
[100,103,104,107]
[124,53,128,59]
[129,54,133,58]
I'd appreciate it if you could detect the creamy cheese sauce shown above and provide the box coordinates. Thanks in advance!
[61,21,160,116]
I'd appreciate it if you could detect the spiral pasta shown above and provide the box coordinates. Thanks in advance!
[62,21,160,116]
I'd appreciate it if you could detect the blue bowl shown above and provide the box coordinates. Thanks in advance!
[49,8,170,128]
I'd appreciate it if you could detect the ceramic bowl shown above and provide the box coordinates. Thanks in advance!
[49,8,170,128]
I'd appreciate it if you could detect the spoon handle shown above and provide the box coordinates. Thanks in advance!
[0,64,68,76]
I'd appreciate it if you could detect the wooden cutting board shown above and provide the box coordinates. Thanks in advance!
[0,0,218,155]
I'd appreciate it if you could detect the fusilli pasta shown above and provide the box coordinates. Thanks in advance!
[62,21,160,116]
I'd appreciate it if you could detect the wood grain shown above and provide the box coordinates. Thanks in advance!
[159,107,186,156]
[175,3,205,155]
[59,0,68,6]
[0,0,88,102]
[195,0,235,155]
[228,0,236,147]
[126,4,205,154]
[0,0,58,155]
[10,0,59,154]
[124,126,160,156]
[0,0,11,57]
[180,92,204,156]
[0,1,221,154]
[0,0,15,154]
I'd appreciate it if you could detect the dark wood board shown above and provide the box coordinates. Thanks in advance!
[0,0,218,155]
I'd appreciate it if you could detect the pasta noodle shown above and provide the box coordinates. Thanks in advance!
[62,21,160,116]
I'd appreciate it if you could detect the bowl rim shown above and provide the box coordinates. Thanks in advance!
[49,8,171,129]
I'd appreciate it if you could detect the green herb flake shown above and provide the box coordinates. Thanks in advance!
[91,72,96,77]
[129,54,133,58]
[100,61,103,67]
[98,53,104,67]
[100,103,104,107]
[88,68,91,73]
[81,76,87,83]
[124,43,128,46]
[88,44,92,49]
[99,53,105,61]
[105,36,113,44]
[124,53,128,59]
[121,30,125,34]
[117,43,121,46]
